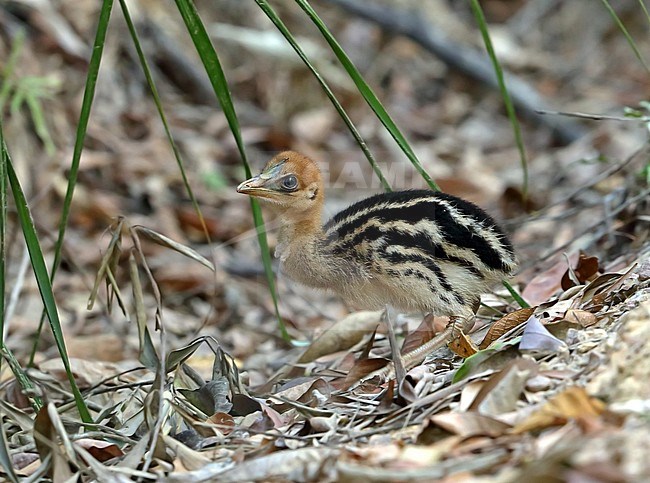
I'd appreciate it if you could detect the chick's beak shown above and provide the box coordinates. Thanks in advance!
[236,175,268,195]
[237,162,285,199]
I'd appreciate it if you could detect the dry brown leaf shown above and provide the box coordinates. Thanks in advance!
[344,443,403,465]
[12,452,41,476]
[273,378,331,408]
[342,358,390,388]
[512,386,606,434]
[259,401,286,429]
[74,438,124,462]
[10,452,39,472]
[563,309,598,327]
[290,108,336,144]
[297,311,383,363]
[499,185,542,217]
[448,330,478,358]
[561,251,600,290]
[401,314,436,355]
[580,266,636,306]
[33,406,54,471]
[175,206,225,241]
[479,307,535,349]
[468,358,538,417]
[206,412,235,435]
[223,394,256,419]
[154,261,215,293]
[378,379,395,410]
[65,334,128,362]
[5,379,32,410]
[523,254,579,306]
[459,381,486,412]
[427,411,511,438]
[34,404,77,481]
[53,178,122,232]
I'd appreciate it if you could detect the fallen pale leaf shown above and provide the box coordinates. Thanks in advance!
[519,316,567,354]
[428,411,511,437]
[513,386,606,433]
[297,311,383,363]
[469,358,538,416]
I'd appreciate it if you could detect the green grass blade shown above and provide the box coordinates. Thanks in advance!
[174,0,289,341]
[502,280,529,309]
[5,148,92,423]
[255,0,391,191]
[29,0,115,365]
[601,0,650,74]
[0,344,42,412]
[119,0,211,241]
[639,0,650,25]
[294,0,439,191]
[469,0,528,197]
[1,120,43,411]
[0,117,6,353]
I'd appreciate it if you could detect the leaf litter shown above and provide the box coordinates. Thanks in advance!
[1,1,650,481]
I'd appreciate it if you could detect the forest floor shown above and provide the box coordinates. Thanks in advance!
[1,0,649,481]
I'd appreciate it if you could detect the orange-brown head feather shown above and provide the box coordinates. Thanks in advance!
[237,151,324,233]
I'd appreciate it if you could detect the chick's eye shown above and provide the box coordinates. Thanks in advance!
[280,175,298,191]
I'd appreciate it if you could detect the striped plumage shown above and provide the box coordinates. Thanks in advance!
[237,152,516,319]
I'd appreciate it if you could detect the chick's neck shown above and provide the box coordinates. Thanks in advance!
[275,203,324,254]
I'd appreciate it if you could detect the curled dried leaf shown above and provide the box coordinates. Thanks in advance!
[448,331,478,358]
[561,251,600,290]
[479,307,535,349]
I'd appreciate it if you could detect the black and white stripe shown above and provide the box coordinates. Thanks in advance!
[321,190,516,309]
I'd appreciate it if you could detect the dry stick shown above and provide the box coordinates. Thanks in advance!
[538,109,650,123]
[322,0,587,144]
